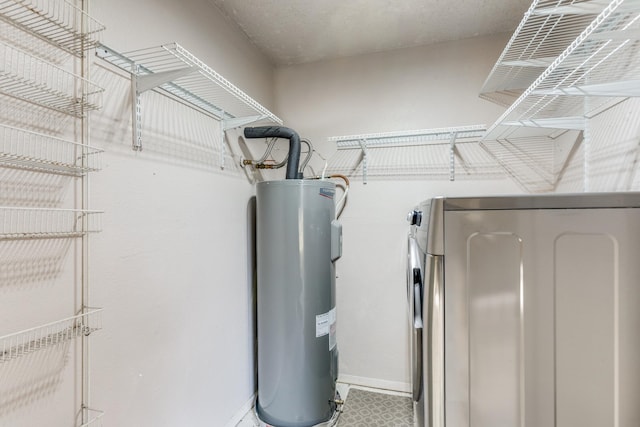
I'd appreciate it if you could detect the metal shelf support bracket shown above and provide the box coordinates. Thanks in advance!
[449,132,458,181]
[223,115,270,131]
[358,139,368,184]
[136,67,196,93]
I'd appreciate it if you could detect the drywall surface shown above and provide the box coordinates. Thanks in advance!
[272,34,523,390]
[274,34,510,145]
[92,0,274,109]
[88,0,272,425]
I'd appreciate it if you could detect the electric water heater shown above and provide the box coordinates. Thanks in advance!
[255,179,341,427]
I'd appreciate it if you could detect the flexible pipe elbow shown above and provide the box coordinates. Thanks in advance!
[244,126,302,179]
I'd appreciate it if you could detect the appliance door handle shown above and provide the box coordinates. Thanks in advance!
[413,270,423,329]
[407,237,423,304]
[407,237,424,402]
[425,254,445,427]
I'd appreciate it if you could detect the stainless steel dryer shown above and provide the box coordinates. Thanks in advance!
[409,192,640,427]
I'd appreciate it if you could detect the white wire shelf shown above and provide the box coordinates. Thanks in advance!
[485,0,640,139]
[96,42,283,150]
[0,308,102,363]
[0,124,103,175]
[480,0,640,192]
[326,125,504,182]
[0,0,105,57]
[328,125,487,148]
[480,0,614,107]
[0,207,103,240]
[0,41,104,116]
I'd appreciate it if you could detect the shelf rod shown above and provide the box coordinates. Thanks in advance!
[503,116,586,130]
[330,124,486,145]
[590,28,640,40]
[532,80,640,97]
[533,0,609,16]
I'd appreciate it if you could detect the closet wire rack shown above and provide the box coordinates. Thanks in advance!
[483,0,640,134]
[326,125,504,182]
[0,123,103,175]
[480,0,617,107]
[0,41,104,116]
[0,0,105,57]
[96,42,282,150]
[480,0,640,192]
[0,207,103,240]
[0,308,102,363]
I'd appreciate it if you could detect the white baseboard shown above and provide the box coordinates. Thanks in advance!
[224,393,256,427]
[338,374,410,394]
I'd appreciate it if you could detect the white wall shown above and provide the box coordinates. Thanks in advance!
[272,35,523,391]
[274,34,510,143]
[88,0,273,425]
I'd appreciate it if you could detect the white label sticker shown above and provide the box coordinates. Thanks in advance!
[316,312,330,338]
[316,306,337,342]
[329,307,337,351]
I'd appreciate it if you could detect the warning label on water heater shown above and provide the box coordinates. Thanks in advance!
[319,188,335,199]
[316,307,337,351]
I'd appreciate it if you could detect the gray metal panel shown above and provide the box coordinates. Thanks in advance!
[424,253,445,427]
[407,237,424,403]
[442,191,640,211]
[331,220,342,262]
[256,179,338,427]
[440,207,640,427]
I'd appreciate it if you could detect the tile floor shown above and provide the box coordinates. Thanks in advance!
[235,383,411,426]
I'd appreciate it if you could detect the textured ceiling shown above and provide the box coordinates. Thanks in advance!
[209,0,533,65]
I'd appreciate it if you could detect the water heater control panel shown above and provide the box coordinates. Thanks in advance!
[331,220,342,262]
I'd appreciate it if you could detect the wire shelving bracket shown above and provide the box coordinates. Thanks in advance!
[79,408,104,427]
[326,125,498,183]
[95,42,283,151]
[0,308,103,363]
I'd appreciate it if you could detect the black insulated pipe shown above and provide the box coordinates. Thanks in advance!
[244,126,302,179]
